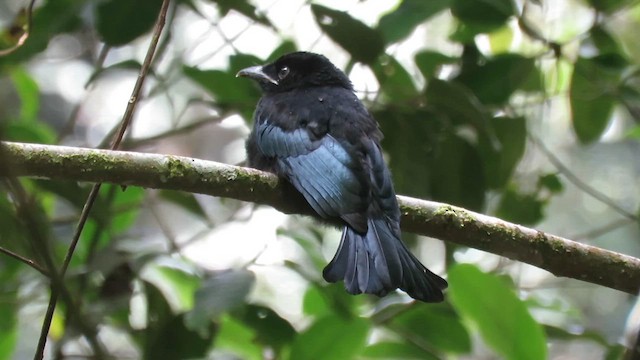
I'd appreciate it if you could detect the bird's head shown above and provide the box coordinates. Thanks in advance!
[236,52,352,93]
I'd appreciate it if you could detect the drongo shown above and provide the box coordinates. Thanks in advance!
[237,52,447,302]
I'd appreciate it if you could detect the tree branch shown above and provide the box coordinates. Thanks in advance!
[2,141,639,295]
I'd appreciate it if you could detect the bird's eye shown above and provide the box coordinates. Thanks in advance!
[278,66,290,80]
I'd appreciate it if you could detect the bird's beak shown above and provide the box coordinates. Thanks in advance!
[236,65,278,85]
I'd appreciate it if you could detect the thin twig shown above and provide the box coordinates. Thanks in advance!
[33,1,172,358]
[572,218,636,241]
[0,0,37,56]
[529,134,638,221]
[0,245,48,276]
[57,45,111,143]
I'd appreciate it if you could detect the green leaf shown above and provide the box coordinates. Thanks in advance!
[267,40,298,62]
[159,190,208,220]
[143,282,215,360]
[479,116,527,189]
[570,57,620,144]
[538,174,563,194]
[391,304,471,353]
[429,134,486,211]
[425,78,487,127]
[379,104,485,210]
[4,121,55,144]
[377,0,450,44]
[415,50,458,78]
[95,0,164,46]
[212,0,274,28]
[451,0,516,34]
[371,54,418,102]
[110,185,145,234]
[362,342,438,360]
[185,269,255,335]
[302,286,331,318]
[626,125,640,139]
[184,65,261,117]
[590,26,624,56]
[10,68,39,121]
[487,25,514,54]
[456,54,536,105]
[233,305,296,354]
[585,0,632,13]
[216,315,263,360]
[449,264,547,360]
[311,4,385,64]
[0,297,18,360]
[496,187,544,225]
[377,109,440,199]
[288,315,370,360]
[150,265,200,310]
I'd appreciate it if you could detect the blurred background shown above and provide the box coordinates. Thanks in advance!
[1,0,640,359]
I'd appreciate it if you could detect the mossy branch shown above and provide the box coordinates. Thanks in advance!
[2,141,639,295]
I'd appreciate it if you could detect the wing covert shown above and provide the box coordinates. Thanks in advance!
[255,120,367,227]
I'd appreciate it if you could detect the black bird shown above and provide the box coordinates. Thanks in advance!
[237,52,447,302]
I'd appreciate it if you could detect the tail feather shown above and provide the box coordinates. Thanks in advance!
[323,218,447,302]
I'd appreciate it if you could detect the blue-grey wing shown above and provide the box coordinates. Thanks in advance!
[255,120,367,230]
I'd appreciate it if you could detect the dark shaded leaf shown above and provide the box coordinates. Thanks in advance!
[267,40,298,62]
[95,0,164,46]
[362,342,438,360]
[415,50,458,78]
[569,57,620,144]
[451,0,516,34]
[0,294,17,360]
[159,190,208,220]
[143,282,216,360]
[496,187,544,225]
[311,4,385,64]
[378,105,485,210]
[233,305,296,354]
[377,109,440,199]
[288,315,369,360]
[425,78,487,127]
[590,26,624,56]
[0,192,28,259]
[449,264,547,360]
[378,0,450,44]
[184,65,261,118]
[211,0,274,28]
[456,54,536,105]
[620,82,640,120]
[429,134,485,211]
[538,174,563,193]
[371,54,418,102]
[185,269,255,335]
[585,0,633,13]
[479,116,526,189]
[391,303,471,353]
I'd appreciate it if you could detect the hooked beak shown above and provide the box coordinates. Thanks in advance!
[236,65,278,85]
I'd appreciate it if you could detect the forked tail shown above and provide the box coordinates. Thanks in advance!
[322,217,447,302]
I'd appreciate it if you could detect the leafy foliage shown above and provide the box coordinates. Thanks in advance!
[0,0,638,359]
